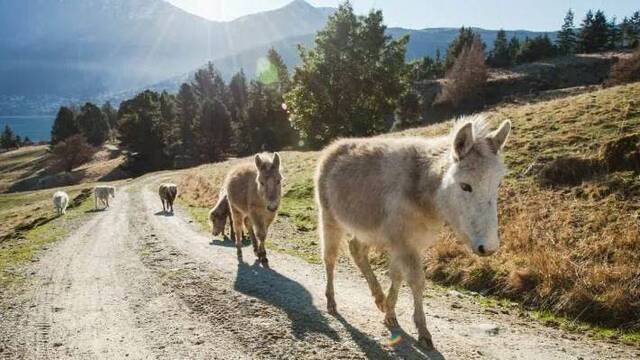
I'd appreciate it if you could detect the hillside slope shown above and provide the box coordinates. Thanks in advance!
[177,83,640,335]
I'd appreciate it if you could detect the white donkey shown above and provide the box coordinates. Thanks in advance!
[315,114,511,349]
[94,185,116,210]
[52,191,69,216]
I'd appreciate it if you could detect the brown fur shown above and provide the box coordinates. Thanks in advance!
[208,193,236,240]
[224,153,282,265]
[158,183,178,213]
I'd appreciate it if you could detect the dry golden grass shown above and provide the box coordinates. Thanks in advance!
[176,83,640,330]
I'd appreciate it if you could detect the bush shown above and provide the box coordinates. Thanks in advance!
[606,48,640,86]
[436,36,487,108]
[50,134,95,172]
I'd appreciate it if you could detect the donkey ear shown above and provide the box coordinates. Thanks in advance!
[271,153,280,170]
[488,120,511,153]
[453,122,474,160]
[255,154,264,170]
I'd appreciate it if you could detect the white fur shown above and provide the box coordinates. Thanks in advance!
[52,191,69,215]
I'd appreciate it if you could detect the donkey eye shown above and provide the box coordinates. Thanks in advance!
[460,183,473,192]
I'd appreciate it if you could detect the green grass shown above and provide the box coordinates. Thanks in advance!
[531,310,640,346]
[0,190,94,287]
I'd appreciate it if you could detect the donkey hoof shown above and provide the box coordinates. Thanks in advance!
[384,315,399,328]
[260,257,269,267]
[418,335,435,351]
[327,300,337,315]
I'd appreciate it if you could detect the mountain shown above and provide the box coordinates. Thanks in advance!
[0,0,554,115]
[125,27,554,100]
[0,0,334,106]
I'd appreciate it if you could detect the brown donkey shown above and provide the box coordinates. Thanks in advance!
[225,153,282,265]
[315,115,511,349]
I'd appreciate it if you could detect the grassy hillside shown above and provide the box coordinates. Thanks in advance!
[177,83,640,334]
[0,144,128,193]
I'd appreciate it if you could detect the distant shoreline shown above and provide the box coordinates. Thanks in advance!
[0,115,55,142]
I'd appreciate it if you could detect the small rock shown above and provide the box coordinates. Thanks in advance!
[451,302,462,309]
[194,339,205,345]
[447,290,464,298]
[484,308,499,315]
[475,323,500,336]
[52,342,63,348]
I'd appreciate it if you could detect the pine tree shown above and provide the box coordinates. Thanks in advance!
[101,102,118,129]
[437,35,487,107]
[286,2,408,147]
[266,48,291,93]
[508,37,521,61]
[608,17,622,50]
[487,29,512,67]
[579,10,610,53]
[51,106,79,145]
[76,102,110,146]
[192,62,227,103]
[445,27,481,70]
[197,99,231,162]
[175,83,199,159]
[557,9,577,55]
[0,125,16,149]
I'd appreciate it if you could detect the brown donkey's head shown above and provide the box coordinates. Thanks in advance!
[255,153,282,212]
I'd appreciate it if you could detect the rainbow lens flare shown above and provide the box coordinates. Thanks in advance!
[387,334,403,346]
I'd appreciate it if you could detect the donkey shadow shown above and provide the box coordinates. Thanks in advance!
[233,261,441,358]
[234,261,339,340]
[153,210,174,217]
[209,235,251,248]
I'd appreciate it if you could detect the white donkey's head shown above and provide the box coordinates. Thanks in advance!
[436,115,511,257]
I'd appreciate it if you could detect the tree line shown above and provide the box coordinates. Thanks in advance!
[0,125,32,150]
[48,2,640,172]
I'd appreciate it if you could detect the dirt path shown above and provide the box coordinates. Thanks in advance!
[1,176,638,359]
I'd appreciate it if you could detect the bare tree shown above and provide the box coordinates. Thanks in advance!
[606,47,640,86]
[50,134,96,173]
[437,36,488,108]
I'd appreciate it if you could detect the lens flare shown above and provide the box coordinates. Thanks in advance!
[256,57,278,84]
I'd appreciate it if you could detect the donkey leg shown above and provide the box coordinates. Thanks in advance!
[384,253,403,327]
[231,209,245,260]
[244,217,258,255]
[349,239,386,313]
[401,251,434,350]
[320,211,343,315]
[161,199,166,212]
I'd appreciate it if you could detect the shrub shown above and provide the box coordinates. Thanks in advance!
[606,48,640,86]
[436,36,487,108]
[50,134,95,172]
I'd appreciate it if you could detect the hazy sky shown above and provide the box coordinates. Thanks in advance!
[166,0,639,31]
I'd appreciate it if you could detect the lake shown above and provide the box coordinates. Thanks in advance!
[0,115,55,142]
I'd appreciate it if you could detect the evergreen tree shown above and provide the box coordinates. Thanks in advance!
[197,99,231,162]
[516,35,557,63]
[579,10,610,53]
[627,11,640,47]
[445,27,481,70]
[286,2,408,147]
[175,83,199,159]
[487,29,512,67]
[508,37,521,61]
[266,48,291,93]
[0,125,17,149]
[607,17,622,50]
[101,102,118,129]
[51,106,79,145]
[228,70,251,155]
[117,91,167,169]
[192,62,227,103]
[557,9,577,54]
[76,102,110,146]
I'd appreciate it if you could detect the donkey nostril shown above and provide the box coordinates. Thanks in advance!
[477,245,486,255]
